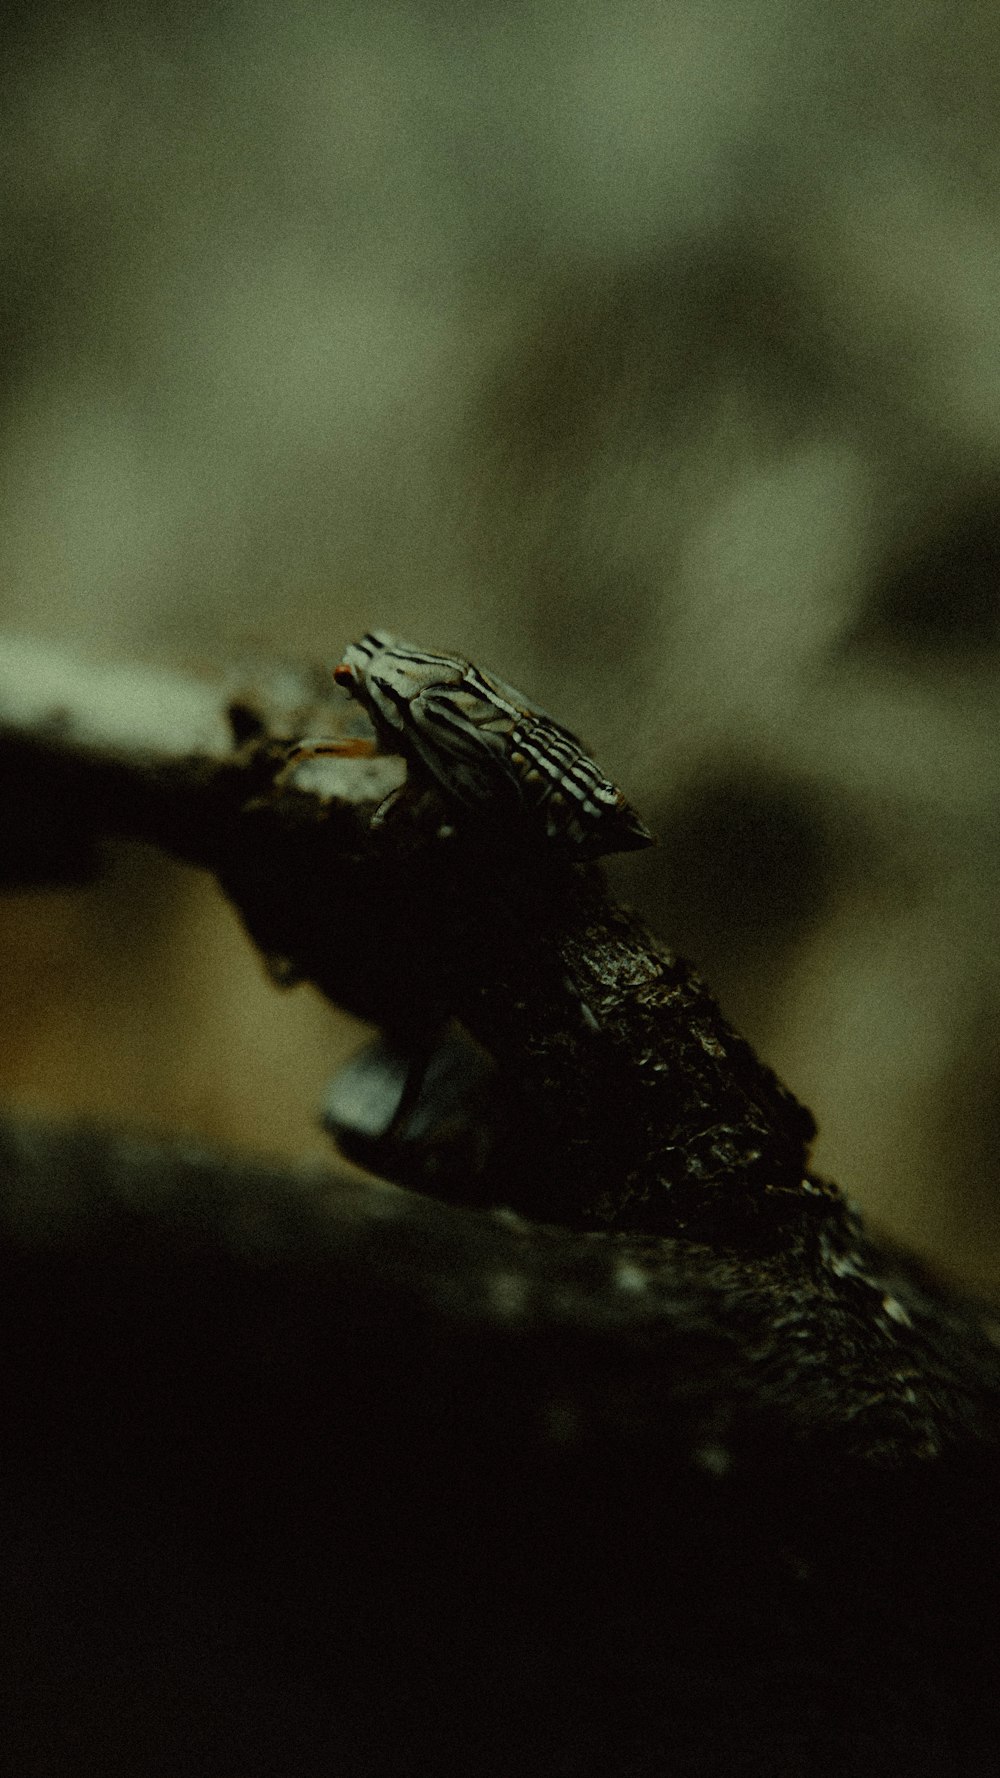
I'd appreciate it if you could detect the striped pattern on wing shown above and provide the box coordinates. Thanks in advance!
[334,631,654,859]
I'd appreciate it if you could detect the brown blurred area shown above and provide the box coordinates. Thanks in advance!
[1,1,999,1285]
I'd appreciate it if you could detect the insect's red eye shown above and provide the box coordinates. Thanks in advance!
[333,663,356,688]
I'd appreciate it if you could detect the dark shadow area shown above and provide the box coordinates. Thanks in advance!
[2,1139,999,1777]
[846,492,1000,658]
[617,763,843,1029]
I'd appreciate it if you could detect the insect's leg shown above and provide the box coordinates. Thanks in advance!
[368,782,459,840]
[369,785,410,827]
[287,737,380,762]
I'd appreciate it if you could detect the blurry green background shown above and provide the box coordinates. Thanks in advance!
[2,0,999,1285]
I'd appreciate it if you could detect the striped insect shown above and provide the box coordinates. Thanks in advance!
[322,630,654,859]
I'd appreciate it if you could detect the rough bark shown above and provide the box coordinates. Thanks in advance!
[0,635,997,1775]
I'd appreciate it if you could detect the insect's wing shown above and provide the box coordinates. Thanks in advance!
[475,668,584,748]
[405,684,524,810]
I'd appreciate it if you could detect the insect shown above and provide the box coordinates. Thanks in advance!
[318,629,654,860]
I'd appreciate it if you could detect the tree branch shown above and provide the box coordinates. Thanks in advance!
[0,632,996,1475]
[3,635,1000,1772]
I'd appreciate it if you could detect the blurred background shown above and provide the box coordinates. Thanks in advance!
[1,0,999,1286]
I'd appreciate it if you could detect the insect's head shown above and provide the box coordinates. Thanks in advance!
[334,631,461,735]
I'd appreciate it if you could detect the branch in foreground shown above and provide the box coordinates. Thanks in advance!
[1,1105,999,1776]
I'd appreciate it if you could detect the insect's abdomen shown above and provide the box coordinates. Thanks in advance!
[504,718,631,851]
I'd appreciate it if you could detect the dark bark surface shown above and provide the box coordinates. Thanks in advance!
[0,637,998,1775]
